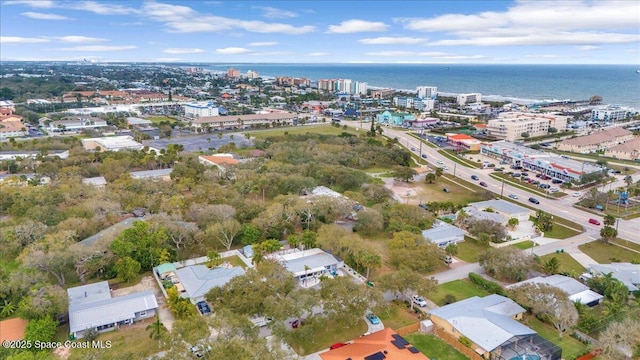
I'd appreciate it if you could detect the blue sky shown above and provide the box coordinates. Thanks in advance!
[1,0,639,64]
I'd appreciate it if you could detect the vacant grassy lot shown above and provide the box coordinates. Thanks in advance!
[528,216,582,239]
[248,124,360,138]
[428,279,489,306]
[523,315,588,360]
[405,333,468,360]
[421,176,484,205]
[539,253,585,276]
[578,241,640,264]
[147,115,178,125]
[438,149,482,168]
[456,236,488,263]
[377,300,420,330]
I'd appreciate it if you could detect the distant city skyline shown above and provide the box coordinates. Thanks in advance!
[1,0,639,64]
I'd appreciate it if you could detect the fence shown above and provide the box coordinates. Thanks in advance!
[395,323,420,336]
[434,326,485,360]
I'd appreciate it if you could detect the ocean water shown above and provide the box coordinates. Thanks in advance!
[202,63,640,109]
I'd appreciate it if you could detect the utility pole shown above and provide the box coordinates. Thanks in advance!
[500,178,505,198]
[453,162,457,177]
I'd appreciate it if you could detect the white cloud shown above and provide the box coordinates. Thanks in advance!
[70,1,138,15]
[576,45,601,51]
[55,45,137,51]
[359,37,427,45]
[216,47,253,54]
[141,2,315,34]
[396,1,640,47]
[365,50,485,60]
[255,6,297,19]
[53,36,108,43]
[524,54,565,59]
[152,57,187,62]
[21,11,71,20]
[0,36,49,44]
[306,52,329,56]
[327,19,388,33]
[163,48,206,54]
[248,51,293,56]
[4,0,56,8]
[365,50,417,57]
[248,41,278,47]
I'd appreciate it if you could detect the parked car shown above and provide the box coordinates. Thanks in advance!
[353,204,364,211]
[444,256,453,264]
[196,301,211,315]
[418,203,428,210]
[529,197,540,204]
[512,173,521,177]
[572,192,581,197]
[588,218,601,226]
[471,175,479,181]
[539,184,551,189]
[535,174,542,178]
[366,312,380,325]
[493,167,503,172]
[508,194,518,199]
[552,179,563,184]
[443,188,450,193]
[479,182,488,187]
[521,172,529,177]
[412,295,428,307]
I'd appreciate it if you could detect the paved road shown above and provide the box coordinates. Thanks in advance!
[346,122,639,244]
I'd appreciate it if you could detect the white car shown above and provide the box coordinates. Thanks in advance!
[508,194,518,199]
[437,160,444,165]
[573,192,581,197]
[412,295,428,307]
[442,166,449,171]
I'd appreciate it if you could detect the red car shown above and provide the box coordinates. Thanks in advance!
[588,218,601,226]
[330,343,348,350]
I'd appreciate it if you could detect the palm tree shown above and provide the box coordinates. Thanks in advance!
[146,314,167,349]
[435,167,444,179]
[445,244,458,267]
[507,218,519,230]
[303,265,311,286]
[425,173,436,184]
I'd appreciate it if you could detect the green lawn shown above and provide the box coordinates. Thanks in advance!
[523,315,589,360]
[377,300,421,330]
[68,319,168,360]
[539,253,586,276]
[578,241,640,264]
[611,238,640,253]
[405,333,468,360]
[428,279,490,306]
[528,216,582,239]
[512,240,535,250]
[457,236,488,263]
[421,176,484,205]
[221,255,249,268]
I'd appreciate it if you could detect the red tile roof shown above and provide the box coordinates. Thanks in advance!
[319,328,428,360]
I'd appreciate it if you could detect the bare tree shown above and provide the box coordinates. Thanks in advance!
[598,318,640,358]
[19,231,76,287]
[210,220,242,251]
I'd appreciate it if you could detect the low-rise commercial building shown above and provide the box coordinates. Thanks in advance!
[0,121,27,138]
[446,133,482,151]
[604,137,640,160]
[376,110,415,126]
[557,127,634,153]
[481,140,603,182]
[184,101,220,119]
[41,117,108,133]
[488,112,568,141]
[193,112,297,130]
[82,136,144,152]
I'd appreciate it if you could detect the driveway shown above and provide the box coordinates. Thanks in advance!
[365,314,384,334]
[111,276,175,331]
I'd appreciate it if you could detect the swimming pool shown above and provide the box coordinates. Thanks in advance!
[509,355,541,360]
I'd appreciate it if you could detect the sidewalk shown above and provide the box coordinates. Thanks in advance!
[567,250,599,269]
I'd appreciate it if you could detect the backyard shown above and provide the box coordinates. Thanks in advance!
[456,236,488,263]
[405,333,468,360]
[428,279,490,306]
[288,318,368,355]
[523,315,589,360]
[377,300,421,330]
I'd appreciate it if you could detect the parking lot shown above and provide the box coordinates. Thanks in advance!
[143,132,253,152]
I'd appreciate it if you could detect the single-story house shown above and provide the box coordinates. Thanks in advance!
[589,263,640,292]
[82,176,107,187]
[429,294,561,360]
[130,168,173,181]
[465,199,533,223]
[319,328,428,360]
[267,248,343,284]
[67,281,158,339]
[0,318,28,342]
[172,265,245,303]
[198,154,240,172]
[421,221,465,248]
[506,275,603,307]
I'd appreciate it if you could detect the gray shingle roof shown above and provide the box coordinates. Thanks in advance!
[468,199,531,216]
[421,222,465,245]
[175,265,245,300]
[429,295,534,352]
[590,263,640,291]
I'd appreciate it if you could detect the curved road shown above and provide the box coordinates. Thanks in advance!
[346,122,639,245]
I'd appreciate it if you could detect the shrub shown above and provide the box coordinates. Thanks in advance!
[459,336,472,347]
[443,294,457,305]
[468,272,505,295]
